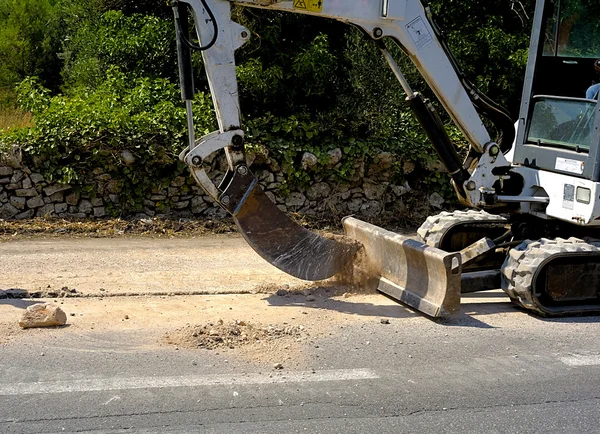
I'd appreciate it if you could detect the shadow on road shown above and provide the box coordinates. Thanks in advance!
[0,298,40,309]
[265,286,600,327]
[263,286,524,328]
[263,290,420,320]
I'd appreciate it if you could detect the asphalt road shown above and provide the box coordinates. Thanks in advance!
[1,236,600,433]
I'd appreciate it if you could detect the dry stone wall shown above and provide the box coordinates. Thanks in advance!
[0,148,445,221]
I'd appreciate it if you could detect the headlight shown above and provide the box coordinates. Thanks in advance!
[576,187,591,204]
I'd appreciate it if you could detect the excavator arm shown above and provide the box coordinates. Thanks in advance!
[172,0,512,286]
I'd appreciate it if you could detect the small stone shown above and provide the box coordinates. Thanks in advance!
[380,318,390,324]
[37,203,55,217]
[78,199,93,214]
[429,192,445,209]
[30,173,44,184]
[70,313,75,317]
[19,303,67,328]
[173,200,190,210]
[43,184,70,197]
[306,295,316,302]
[301,152,318,170]
[347,198,362,213]
[306,182,331,201]
[285,192,306,209]
[0,167,14,177]
[5,182,21,190]
[93,207,106,217]
[170,176,186,188]
[360,200,383,218]
[55,203,68,214]
[403,161,416,174]
[14,209,34,220]
[363,180,386,200]
[10,196,26,210]
[124,315,129,320]
[326,148,342,168]
[0,202,18,218]
[15,188,37,197]
[21,177,32,189]
[10,170,24,183]
[391,182,411,197]
[65,192,80,206]
[121,150,136,166]
[273,363,284,370]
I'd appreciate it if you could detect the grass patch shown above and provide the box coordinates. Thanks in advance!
[0,106,32,131]
[0,88,32,132]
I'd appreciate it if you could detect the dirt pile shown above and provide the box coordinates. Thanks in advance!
[164,320,306,350]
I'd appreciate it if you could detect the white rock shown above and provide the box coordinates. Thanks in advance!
[121,150,136,166]
[429,192,445,209]
[326,148,342,168]
[301,152,318,170]
[19,303,67,329]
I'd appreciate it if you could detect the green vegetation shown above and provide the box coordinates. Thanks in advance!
[0,0,535,211]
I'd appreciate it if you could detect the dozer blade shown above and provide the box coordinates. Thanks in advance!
[343,217,462,318]
[222,166,359,281]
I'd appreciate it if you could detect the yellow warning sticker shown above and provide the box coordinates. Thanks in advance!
[293,0,323,13]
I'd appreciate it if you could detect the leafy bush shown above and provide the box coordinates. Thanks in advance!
[61,10,177,91]
[3,69,215,211]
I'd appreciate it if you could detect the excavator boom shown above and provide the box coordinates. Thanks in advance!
[170,0,514,315]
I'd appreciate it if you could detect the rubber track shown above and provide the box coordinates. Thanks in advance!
[501,237,600,312]
[417,210,508,248]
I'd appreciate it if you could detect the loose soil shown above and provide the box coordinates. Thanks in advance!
[0,289,421,368]
[165,320,305,351]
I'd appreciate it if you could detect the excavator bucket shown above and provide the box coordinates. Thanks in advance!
[343,217,462,317]
[221,167,360,281]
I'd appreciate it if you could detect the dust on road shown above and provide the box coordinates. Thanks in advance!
[0,235,303,296]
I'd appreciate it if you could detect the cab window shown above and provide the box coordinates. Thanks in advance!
[543,0,600,58]
[527,96,595,151]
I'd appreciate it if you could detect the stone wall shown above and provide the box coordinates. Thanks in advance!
[0,148,445,221]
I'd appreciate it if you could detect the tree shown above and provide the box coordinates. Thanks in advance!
[0,0,62,90]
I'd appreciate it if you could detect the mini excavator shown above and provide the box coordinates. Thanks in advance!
[172,0,600,317]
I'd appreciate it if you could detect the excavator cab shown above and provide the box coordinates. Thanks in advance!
[515,0,600,182]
